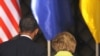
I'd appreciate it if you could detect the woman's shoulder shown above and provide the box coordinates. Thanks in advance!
[55,51,73,56]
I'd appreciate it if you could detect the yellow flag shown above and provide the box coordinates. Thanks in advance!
[80,0,100,43]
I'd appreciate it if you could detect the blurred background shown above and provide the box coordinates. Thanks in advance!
[0,0,99,56]
[19,0,100,56]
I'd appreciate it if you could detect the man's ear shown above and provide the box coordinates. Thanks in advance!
[34,28,39,35]
[31,28,39,39]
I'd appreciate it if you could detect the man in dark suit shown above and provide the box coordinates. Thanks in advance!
[0,15,47,56]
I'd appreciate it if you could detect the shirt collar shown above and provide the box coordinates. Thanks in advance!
[20,34,32,40]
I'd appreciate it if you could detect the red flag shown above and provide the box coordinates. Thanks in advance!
[0,0,21,43]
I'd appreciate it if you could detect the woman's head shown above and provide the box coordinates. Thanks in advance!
[51,32,76,53]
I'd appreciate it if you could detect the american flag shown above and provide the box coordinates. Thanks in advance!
[0,0,21,43]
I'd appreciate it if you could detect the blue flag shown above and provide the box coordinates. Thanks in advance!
[31,0,74,40]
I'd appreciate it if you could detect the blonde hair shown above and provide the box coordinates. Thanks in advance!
[51,32,76,53]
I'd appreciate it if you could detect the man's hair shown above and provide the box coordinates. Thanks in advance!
[51,32,76,53]
[19,15,38,33]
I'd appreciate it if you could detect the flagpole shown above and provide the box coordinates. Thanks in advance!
[47,40,51,56]
[96,43,99,56]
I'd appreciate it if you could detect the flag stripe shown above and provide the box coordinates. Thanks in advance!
[0,6,18,37]
[0,0,19,32]
[11,0,21,16]
[0,28,9,42]
[4,0,20,23]
[0,0,20,42]
[0,18,12,39]
[0,38,3,44]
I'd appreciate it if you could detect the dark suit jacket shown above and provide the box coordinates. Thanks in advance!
[0,36,47,56]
